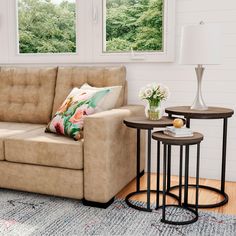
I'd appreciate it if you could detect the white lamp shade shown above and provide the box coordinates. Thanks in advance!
[179,23,222,65]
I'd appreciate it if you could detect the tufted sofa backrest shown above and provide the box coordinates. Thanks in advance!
[52,66,127,116]
[0,67,57,124]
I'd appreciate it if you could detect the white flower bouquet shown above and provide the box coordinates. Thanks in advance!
[139,83,170,106]
[139,83,169,120]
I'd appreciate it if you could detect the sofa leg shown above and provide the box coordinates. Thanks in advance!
[82,197,115,209]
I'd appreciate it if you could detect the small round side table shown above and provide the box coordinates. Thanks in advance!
[165,106,234,209]
[123,116,178,212]
[152,131,204,225]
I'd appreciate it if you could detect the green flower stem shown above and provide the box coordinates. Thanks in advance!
[148,100,160,107]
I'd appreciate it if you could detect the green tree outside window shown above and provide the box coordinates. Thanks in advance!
[105,0,163,52]
[18,0,76,53]
[18,0,163,54]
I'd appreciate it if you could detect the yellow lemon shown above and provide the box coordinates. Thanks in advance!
[173,118,184,128]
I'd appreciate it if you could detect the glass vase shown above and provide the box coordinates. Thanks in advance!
[145,102,163,121]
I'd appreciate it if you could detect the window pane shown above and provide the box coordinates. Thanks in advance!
[104,0,163,53]
[18,0,76,54]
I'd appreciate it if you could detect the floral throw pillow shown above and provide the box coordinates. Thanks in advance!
[46,88,110,140]
[80,83,122,112]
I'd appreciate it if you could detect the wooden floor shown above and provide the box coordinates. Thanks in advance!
[116,173,236,215]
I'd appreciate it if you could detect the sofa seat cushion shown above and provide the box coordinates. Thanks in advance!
[0,122,44,160]
[4,127,83,170]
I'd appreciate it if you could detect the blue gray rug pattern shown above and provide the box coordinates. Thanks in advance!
[0,189,235,235]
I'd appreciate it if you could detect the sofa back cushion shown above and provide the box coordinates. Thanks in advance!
[0,67,57,124]
[52,66,127,115]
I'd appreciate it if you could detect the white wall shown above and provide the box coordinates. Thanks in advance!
[0,0,235,180]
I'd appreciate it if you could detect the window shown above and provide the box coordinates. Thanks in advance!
[93,0,175,62]
[104,0,164,53]
[2,0,175,63]
[17,0,76,54]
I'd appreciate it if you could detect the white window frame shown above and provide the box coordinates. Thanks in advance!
[7,0,84,64]
[92,0,176,63]
[2,0,175,64]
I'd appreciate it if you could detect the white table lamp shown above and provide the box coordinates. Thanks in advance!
[179,22,222,110]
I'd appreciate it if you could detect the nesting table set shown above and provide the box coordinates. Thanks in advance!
[123,106,234,225]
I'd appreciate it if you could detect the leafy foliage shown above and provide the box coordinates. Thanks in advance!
[106,0,163,52]
[18,0,76,53]
[18,0,163,54]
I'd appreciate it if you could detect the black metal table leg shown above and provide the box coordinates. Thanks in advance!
[167,145,171,191]
[221,118,228,193]
[196,143,200,214]
[136,129,141,192]
[156,141,160,209]
[184,118,190,206]
[147,129,152,210]
[186,118,190,128]
[179,145,183,206]
[161,144,167,222]
[184,145,189,207]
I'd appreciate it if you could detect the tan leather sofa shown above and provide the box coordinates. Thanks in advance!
[0,66,145,207]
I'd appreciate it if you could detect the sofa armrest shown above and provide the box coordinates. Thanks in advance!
[83,105,146,203]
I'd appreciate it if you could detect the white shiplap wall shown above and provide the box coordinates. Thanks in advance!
[126,0,236,181]
[0,0,235,180]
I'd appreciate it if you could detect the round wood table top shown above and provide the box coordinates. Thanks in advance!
[152,131,204,145]
[165,106,234,119]
[123,116,174,129]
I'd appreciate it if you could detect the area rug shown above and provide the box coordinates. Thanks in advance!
[0,189,235,236]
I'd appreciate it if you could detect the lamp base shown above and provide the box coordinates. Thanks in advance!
[191,103,208,111]
[191,65,208,111]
